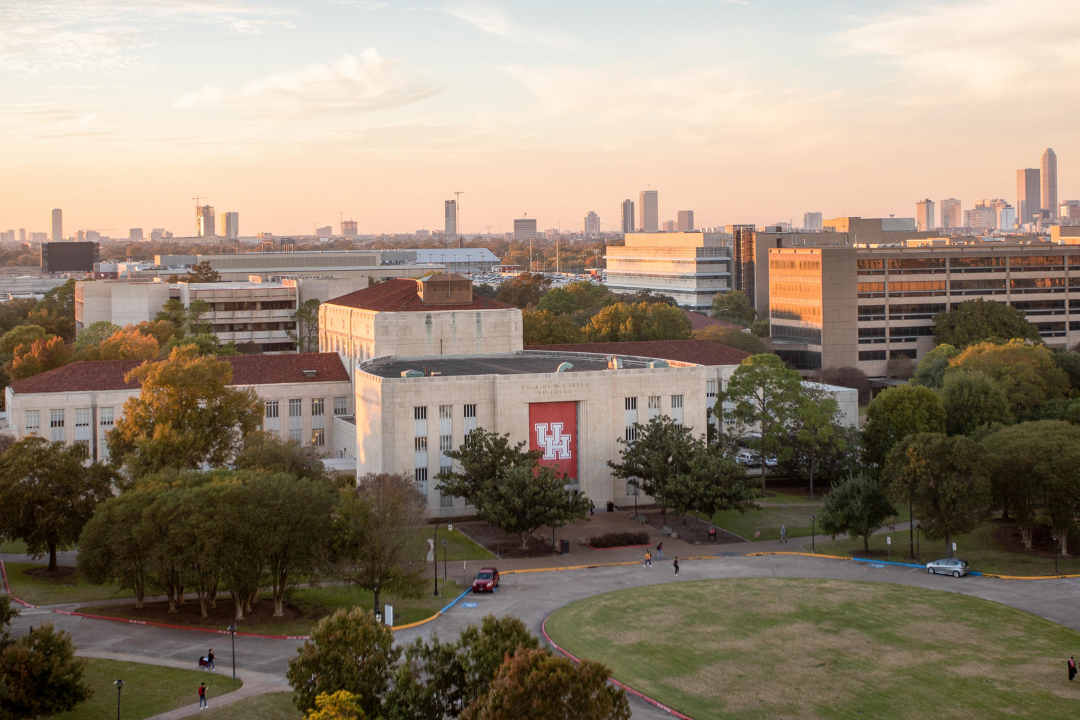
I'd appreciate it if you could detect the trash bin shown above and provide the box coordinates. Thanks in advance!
[708,528,717,544]
[560,539,570,555]
[606,501,615,513]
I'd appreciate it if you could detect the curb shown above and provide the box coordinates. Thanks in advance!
[745,551,1080,580]
[584,543,655,551]
[541,615,695,720]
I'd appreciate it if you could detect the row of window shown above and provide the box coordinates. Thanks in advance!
[202,300,297,311]
[859,277,1072,298]
[857,256,1073,275]
[858,349,917,361]
[625,395,684,441]
[414,405,479,504]
[26,408,114,443]
[265,397,349,418]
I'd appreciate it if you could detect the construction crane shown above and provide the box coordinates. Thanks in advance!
[485,225,501,235]
[454,191,464,236]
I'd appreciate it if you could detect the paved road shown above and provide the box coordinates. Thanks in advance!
[9,553,1080,719]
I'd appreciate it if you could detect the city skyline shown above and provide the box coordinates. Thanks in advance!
[1,0,1077,235]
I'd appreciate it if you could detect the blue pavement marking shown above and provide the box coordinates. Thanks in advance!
[440,588,474,614]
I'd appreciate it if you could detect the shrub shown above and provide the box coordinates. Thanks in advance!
[588,531,650,548]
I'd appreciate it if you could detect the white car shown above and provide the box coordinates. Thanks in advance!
[926,558,970,577]
[734,449,760,467]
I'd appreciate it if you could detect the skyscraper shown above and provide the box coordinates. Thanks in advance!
[222,212,239,240]
[916,199,935,231]
[1017,168,1040,226]
[583,211,600,236]
[444,200,457,235]
[18,229,25,242]
[802,212,823,232]
[513,217,538,240]
[677,210,694,232]
[1042,148,1058,219]
[620,200,634,233]
[196,205,216,237]
[940,199,962,229]
[639,190,658,232]
[342,220,358,237]
[51,209,62,241]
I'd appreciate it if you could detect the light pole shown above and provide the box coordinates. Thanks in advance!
[1052,534,1059,575]
[810,515,816,554]
[432,523,451,595]
[114,679,124,720]
[227,624,237,680]
[442,539,448,581]
[909,502,915,559]
[915,522,921,563]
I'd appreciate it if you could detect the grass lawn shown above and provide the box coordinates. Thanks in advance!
[0,539,28,554]
[201,692,300,719]
[812,521,1080,577]
[54,658,242,720]
[2,562,132,606]
[705,503,910,542]
[419,526,495,561]
[546,578,1080,720]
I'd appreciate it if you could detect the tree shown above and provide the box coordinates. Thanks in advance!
[438,429,537,504]
[813,366,871,404]
[885,356,917,380]
[582,302,692,343]
[818,475,896,553]
[669,439,754,543]
[306,691,368,720]
[608,415,696,523]
[73,321,121,355]
[882,433,990,557]
[473,283,498,299]
[750,318,770,337]
[947,339,1070,418]
[941,370,1011,437]
[862,384,946,470]
[77,490,158,609]
[695,326,770,355]
[291,298,322,353]
[134,319,179,348]
[106,345,262,478]
[788,389,848,500]
[522,310,583,346]
[26,279,76,341]
[185,260,222,283]
[913,344,960,389]
[1051,350,1080,392]
[287,608,401,716]
[475,462,589,550]
[9,336,74,380]
[334,474,427,612]
[495,273,551,308]
[933,298,1042,348]
[535,287,583,316]
[0,595,15,651]
[462,648,630,720]
[0,624,92,719]
[96,327,160,360]
[718,353,803,494]
[0,325,49,361]
[233,430,330,483]
[0,437,114,571]
[710,290,756,327]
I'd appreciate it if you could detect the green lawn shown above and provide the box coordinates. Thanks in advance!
[812,521,1080,577]
[705,503,910,542]
[419,526,495,561]
[1,539,28,554]
[201,692,300,719]
[546,578,1080,720]
[2,562,133,606]
[55,658,242,720]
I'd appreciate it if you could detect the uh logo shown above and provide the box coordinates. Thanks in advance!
[534,422,572,460]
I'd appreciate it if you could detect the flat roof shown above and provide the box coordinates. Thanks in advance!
[364,354,643,379]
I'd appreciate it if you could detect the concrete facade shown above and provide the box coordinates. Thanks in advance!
[604,232,733,310]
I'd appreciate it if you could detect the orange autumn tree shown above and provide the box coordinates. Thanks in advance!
[97,328,159,360]
[9,336,73,380]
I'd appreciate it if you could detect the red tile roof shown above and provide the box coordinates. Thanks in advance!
[326,278,514,312]
[525,339,750,366]
[9,353,350,395]
[683,309,741,331]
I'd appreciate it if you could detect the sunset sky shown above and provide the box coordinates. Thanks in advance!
[1,0,1076,237]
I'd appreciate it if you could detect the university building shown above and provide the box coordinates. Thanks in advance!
[603,232,733,310]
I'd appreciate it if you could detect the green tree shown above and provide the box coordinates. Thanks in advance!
[334,474,427,612]
[750,318,770,337]
[710,290,756,326]
[932,298,1042,348]
[495,273,551,308]
[438,429,535,503]
[669,439,754,543]
[185,260,222,283]
[913,344,960,389]
[0,595,15,651]
[77,490,157,609]
[694,325,770,355]
[234,430,330,483]
[818,475,896,553]
[608,415,696,523]
[26,279,76,341]
[476,462,589,550]
[287,608,401,716]
[0,624,92,719]
[941,370,1011,437]
[462,648,630,720]
[0,437,114,571]
[1036,398,1080,425]
[535,287,582,315]
[0,325,49,361]
[788,388,849,500]
[291,298,322,353]
[718,353,803,494]
[106,345,262,478]
[522,310,583,345]
[1051,350,1080,392]
[882,433,990,557]
[73,320,122,355]
[862,384,946,470]
[582,302,692,343]
[947,339,1070,418]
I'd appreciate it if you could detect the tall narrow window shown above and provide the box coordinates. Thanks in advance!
[333,397,348,415]
[671,395,684,425]
[99,407,114,426]
[311,398,325,417]
[265,400,279,418]
[50,409,65,442]
[625,397,638,443]
[25,410,40,436]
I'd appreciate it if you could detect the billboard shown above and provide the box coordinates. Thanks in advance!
[528,401,577,479]
[41,241,98,273]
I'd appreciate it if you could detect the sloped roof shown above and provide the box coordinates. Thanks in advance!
[326,278,514,312]
[524,339,750,366]
[9,353,349,395]
[683,309,742,331]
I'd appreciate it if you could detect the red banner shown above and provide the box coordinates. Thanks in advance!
[528,401,578,479]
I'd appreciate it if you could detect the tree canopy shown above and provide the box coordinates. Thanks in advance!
[495,273,551,308]
[522,310,583,346]
[0,623,92,719]
[818,475,896,552]
[946,339,1070,418]
[862,384,946,470]
[940,370,1011,437]
[581,302,692,343]
[932,299,1042,348]
[710,290,756,327]
[694,325,771,356]
[184,260,222,283]
[913,344,960,389]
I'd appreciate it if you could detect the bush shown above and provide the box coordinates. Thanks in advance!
[588,532,650,548]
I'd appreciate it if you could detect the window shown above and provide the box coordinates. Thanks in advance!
[858,327,886,344]
[415,467,428,495]
[1011,300,1065,316]
[859,350,886,361]
[334,397,348,415]
[415,436,428,452]
[414,406,427,421]
[464,404,476,418]
[625,425,639,443]
[75,408,90,427]
[311,428,325,447]
[99,407,114,426]
[950,278,1006,295]
[856,259,885,275]
[625,396,638,442]
[440,435,453,467]
[951,256,1005,272]
[1010,277,1065,293]
[464,404,477,434]
[288,399,302,417]
[1035,321,1067,337]
[647,395,661,420]
[890,325,934,338]
[1009,255,1064,270]
[289,428,303,442]
[50,409,64,442]
[706,381,717,399]
[889,303,945,320]
[888,280,946,296]
[888,258,945,273]
[625,397,637,411]
[771,325,822,344]
[626,480,640,496]
[439,405,452,420]
[858,305,886,321]
[890,348,917,359]
[671,395,684,424]
[265,400,279,418]
[25,410,39,435]
[440,492,454,508]
[858,282,885,298]
[311,398,324,417]
[671,395,683,409]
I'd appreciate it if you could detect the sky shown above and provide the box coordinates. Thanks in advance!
[1,0,1077,237]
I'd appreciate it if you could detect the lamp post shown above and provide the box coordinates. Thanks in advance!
[915,522,921,563]
[1052,534,1059,575]
[909,502,915,560]
[227,624,237,680]
[810,515,816,554]
[432,522,446,596]
[114,679,124,720]
[442,539,448,581]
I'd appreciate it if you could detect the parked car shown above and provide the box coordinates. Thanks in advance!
[734,449,760,467]
[926,558,970,577]
[472,567,500,592]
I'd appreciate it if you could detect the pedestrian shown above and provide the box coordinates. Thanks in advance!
[644,549,652,568]
[1069,656,1077,682]
[673,557,680,576]
[198,682,208,710]
[589,499,595,516]
[207,648,215,671]
[656,541,664,559]
[780,525,787,543]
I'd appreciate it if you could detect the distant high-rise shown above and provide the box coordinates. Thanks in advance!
[662,220,676,232]
[342,220,358,237]
[18,229,25,242]
[940,199,962,229]
[639,190,658,232]
[998,204,1016,231]
[129,228,144,241]
[315,225,333,238]
[802,212,823,232]
[222,212,239,240]
[1061,200,1080,223]
[620,200,635,233]
[196,205,216,238]
[1017,168,1041,226]
[51,209,62,241]
[1042,148,1058,219]
[444,200,457,235]
[677,210,694,232]
[916,199,936,231]
[513,217,538,240]
[584,211,600,236]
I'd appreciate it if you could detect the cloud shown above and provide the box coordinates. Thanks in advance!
[173,50,438,117]
[441,2,570,48]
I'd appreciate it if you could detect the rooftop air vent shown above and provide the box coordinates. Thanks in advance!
[556,362,574,373]
[401,369,424,378]
[647,360,670,369]
[302,369,317,378]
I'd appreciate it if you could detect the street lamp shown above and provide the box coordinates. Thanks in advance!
[441,539,448,581]
[915,522,921,563]
[810,515,817,554]
[114,679,124,720]
[227,624,237,679]
[432,523,451,596]
[1052,534,1059,575]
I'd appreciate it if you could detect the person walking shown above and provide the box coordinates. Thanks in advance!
[780,525,787,543]
[198,683,208,710]
[673,557,680,577]
[656,541,664,559]
[1069,656,1077,682]
[589,499,596,516]
[207,649,215,671]
[644,549,652,568]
